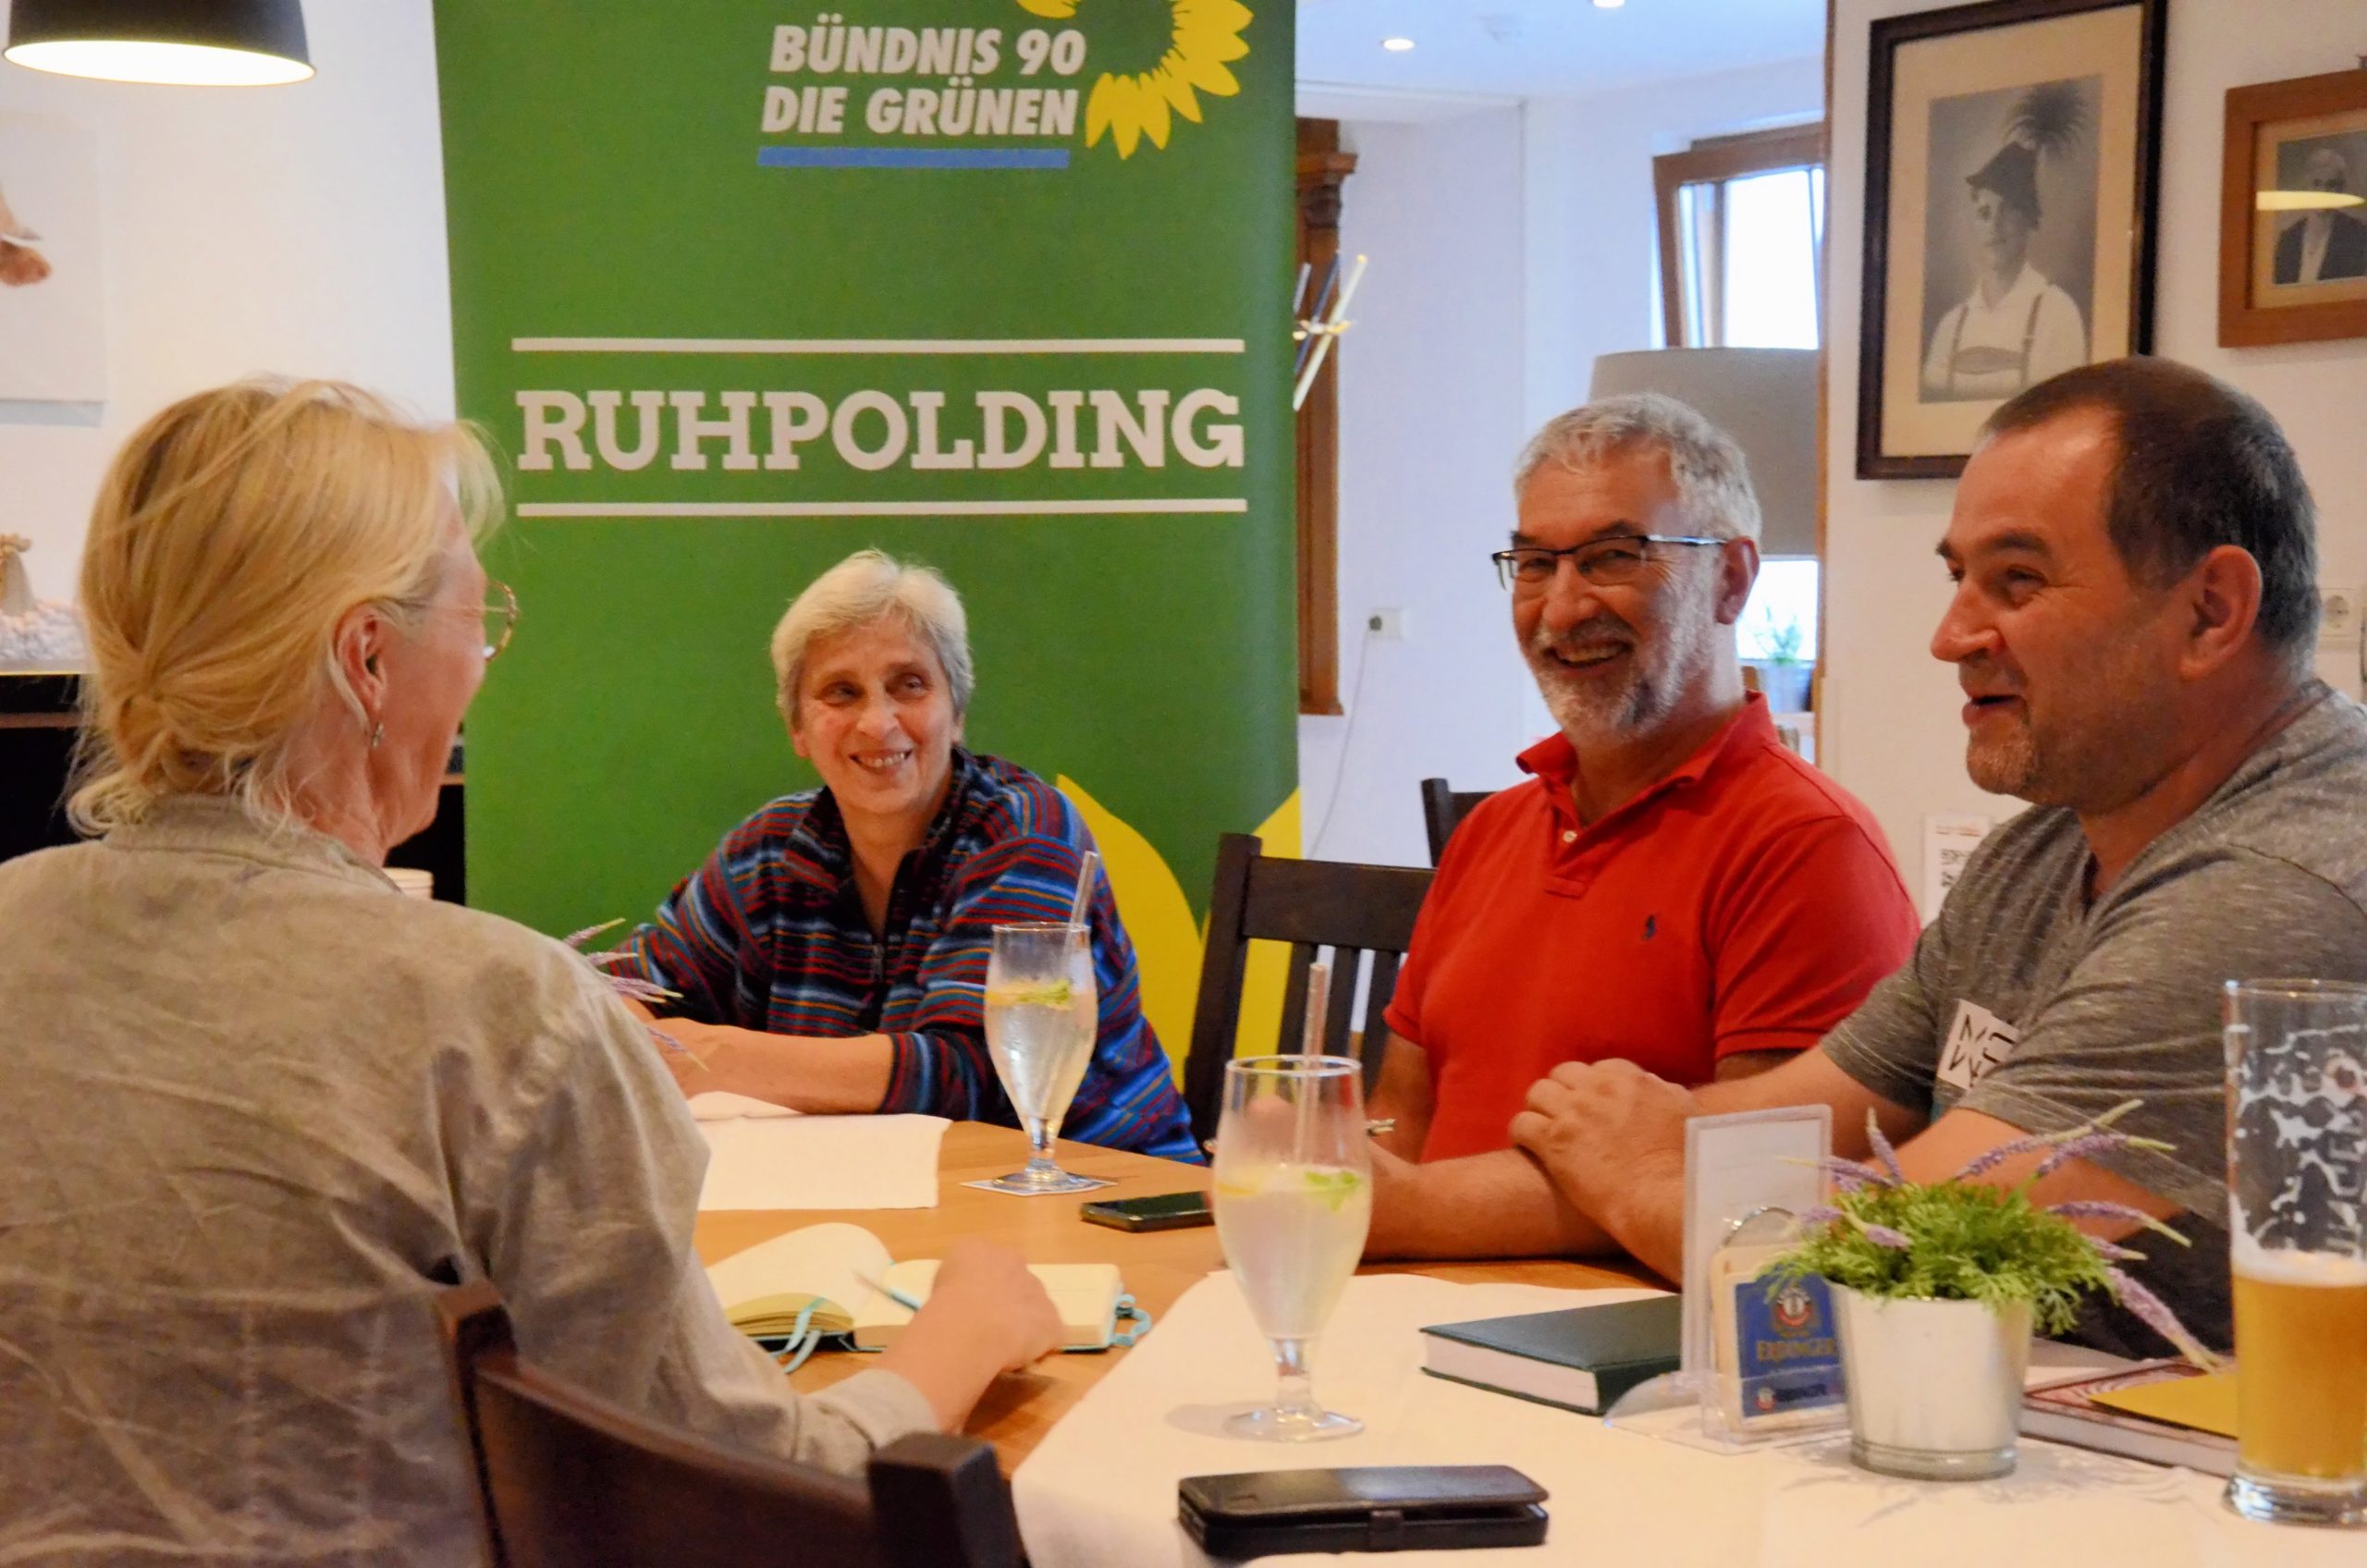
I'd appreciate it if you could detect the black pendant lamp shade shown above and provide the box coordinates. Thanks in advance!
[6,0,313,86]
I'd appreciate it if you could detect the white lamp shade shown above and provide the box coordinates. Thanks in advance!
[1587,349,1819,558]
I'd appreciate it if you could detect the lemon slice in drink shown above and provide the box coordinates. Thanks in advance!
[1302,1169,1365,1212]
[986,979,1074,1008]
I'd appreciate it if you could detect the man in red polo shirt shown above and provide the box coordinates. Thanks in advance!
[1365,393,1919,1260]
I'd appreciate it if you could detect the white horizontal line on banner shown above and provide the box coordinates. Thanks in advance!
[514,498,1248,519]
[510,337,1247,355]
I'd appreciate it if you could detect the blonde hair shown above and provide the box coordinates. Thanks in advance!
[768,549,974,725]
[71,378,501,833]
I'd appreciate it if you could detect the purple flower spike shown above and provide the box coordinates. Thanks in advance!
[1864,1111,1907,1185]
[2031,1131,2139,1179]
[2084,1236,2146,1263]
[1951,1133,2058,1181]
[2044,1199,2187,1242]
[1857,1220,1912,1250]
[2103,1268,2225,1371]
[562,919,625,949]
[1813,1156,1894,1192]
[1795,1206,1846,1231]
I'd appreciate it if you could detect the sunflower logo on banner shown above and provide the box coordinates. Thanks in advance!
[1018,0,1253,158]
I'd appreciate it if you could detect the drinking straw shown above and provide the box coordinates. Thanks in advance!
[1301,958,1331,1056]
[1295,958,1331,1160]
[1067,849,1100,932]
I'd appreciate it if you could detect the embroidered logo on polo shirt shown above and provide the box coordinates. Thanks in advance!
[1642,914,1657,941]
[1939,999,2018,1092]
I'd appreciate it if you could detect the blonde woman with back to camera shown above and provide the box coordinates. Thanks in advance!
[0,379,1059,1562]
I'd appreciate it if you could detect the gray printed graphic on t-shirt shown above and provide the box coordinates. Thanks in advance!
[1823,687,2367,1356]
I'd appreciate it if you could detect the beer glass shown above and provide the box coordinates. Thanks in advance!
[2224,979,2367,1528]
[1213,1056,1371,1440]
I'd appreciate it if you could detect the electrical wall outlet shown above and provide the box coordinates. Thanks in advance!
[2320,585,2363,647]
[1367,606,1406,641]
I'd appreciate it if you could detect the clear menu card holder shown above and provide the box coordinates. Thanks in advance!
[1603,1107,1849,1454]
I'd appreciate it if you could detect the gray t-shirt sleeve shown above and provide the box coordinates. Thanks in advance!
[472,957,935,1473]
[1962,851,2367,1215]
[1821,911,1952,1120]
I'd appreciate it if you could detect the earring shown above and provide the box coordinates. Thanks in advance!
[369,721,384,750]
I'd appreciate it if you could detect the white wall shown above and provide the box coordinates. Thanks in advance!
[1302,58,1825,867]
[1300,107,1530,868]
[1821,0,2367,885]
[1521,56,1826,430]
[0,0,453,603]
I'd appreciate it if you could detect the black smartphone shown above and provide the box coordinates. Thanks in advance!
[1079,1190,1215,1232]
[1180,1465,1548,1556]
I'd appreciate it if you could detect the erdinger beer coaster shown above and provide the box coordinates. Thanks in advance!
[1730,1272,1846,1427]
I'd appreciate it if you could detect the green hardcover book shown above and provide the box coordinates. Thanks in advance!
[1418,1295,1681,1416]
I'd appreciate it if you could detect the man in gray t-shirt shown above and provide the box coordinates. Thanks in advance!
[1820,685,2367,1353]
[1396,358,2346,1358]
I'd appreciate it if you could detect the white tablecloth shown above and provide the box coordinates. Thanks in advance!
[1012,1273,2344,1567]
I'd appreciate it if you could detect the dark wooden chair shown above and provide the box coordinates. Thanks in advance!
[1181,832,1434,1145]
[1417,778,1494,867]
[435,1281,1024,1568]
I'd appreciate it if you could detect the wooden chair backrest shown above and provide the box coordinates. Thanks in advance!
[435,1280,1023,1568]
[1181,832,1433,1145]
[1417,777,1495,867]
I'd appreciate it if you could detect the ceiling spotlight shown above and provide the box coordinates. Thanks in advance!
[5,0,313,87]
[1594,0,1626,10]
[1381,37,1416,53]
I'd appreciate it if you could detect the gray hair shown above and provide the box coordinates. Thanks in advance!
[1513,393,1762,543]
[769,548,975,722]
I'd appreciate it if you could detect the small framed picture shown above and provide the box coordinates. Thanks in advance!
[2218,68,2367,349]
[1857,0,2166,479]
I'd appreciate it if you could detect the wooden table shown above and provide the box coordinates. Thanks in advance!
[694,1121,1653,1464]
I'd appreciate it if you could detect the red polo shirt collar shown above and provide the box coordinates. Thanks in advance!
[1517,694,1776,837]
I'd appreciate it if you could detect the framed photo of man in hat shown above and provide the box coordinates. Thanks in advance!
[2218,68,2367,349]
[1857,0,2165,479]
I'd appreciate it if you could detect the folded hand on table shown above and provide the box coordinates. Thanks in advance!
[877,1239,1064,1431]
[1508,1060,1697,1280]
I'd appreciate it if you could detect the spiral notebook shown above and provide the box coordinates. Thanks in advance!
[705,1221,1134,1352]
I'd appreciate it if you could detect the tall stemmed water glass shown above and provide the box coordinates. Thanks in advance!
[1213,1055,1371,1440]
[979,922,1102,1194]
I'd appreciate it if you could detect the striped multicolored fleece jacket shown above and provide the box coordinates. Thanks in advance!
[616,746,1198,1161]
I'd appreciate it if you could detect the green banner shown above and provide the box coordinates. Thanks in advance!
[435,2,1298,1054]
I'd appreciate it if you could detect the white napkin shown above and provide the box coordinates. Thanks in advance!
[695,1112,949,1211]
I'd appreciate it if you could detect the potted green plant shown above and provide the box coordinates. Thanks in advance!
[1745,607,1811,713]
[1767,1105,2215,1481]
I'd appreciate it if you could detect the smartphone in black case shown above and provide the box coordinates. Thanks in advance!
[1178,1465,1549,1557]
[1078,1190,1215,1231]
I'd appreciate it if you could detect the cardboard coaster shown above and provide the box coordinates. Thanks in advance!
[961,1175,1116,1196]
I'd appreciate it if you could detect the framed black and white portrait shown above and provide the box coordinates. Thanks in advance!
[1857,0,2165,479]
[2219,68,2367,349]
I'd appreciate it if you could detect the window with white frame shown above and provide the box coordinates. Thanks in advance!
[1655,122,1827,712]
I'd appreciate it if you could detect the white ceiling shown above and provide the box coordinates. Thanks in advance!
[1295,0,1824,104]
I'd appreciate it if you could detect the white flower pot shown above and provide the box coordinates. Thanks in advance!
[1831,1284,2032,1481]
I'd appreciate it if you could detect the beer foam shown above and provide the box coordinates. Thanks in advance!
[2231,1233,2367,1287]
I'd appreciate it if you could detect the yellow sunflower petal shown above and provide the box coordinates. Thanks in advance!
[1016,0,1077,18]
[1175,0,1254,63]
[1177,0,1255,37]
[1056,774,1202,1081]
[1134,72,1173,149]
[1172,53,1239,98]
[1150,55,1204,123]
[1110,77,1146,157]
[1084,74,1114,148]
